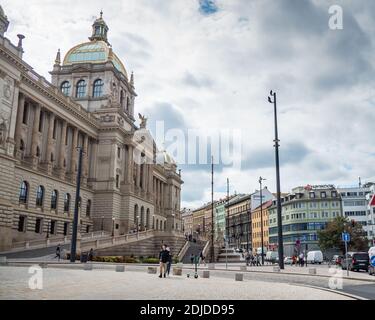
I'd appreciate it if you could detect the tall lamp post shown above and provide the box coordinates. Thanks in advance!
[211,155,215,263]
[70,147,84,263]
[259,177,266,265]
[268,90,284,270]
[112,217,115,237]
[101,215,104,231]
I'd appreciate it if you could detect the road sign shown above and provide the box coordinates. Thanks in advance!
[342,232,350,242]
[371,256,375,267]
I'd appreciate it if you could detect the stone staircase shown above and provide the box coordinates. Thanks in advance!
[217,248,244,263]
[181,241,206,264]
[94,234,186,259]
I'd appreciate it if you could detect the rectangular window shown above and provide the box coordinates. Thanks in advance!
[18,216,26,232]
[22,103,28,124]
[63,222,68,236]
[116,175,120,188]
[321,192,327,198]
[50,220,56,235]
[117,147,121,159]
[35,218,41,233]
[38,111,44,132]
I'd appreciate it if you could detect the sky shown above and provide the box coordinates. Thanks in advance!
[2,0,375,208]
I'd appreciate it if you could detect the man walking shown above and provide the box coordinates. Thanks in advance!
[55,244,61,261]
[159,245,169,278]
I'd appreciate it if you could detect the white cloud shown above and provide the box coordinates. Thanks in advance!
[3,0,375,208]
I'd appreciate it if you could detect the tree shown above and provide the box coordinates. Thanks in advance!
[318,216,368,254]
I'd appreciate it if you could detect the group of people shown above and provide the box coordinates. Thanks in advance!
[190,251,206,266]
[158,245,173,278]
[244,252,263,266]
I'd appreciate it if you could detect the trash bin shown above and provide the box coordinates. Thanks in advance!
[80,252,88,263]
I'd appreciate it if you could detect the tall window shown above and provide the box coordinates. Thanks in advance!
[61,81,71,96]
[120,90,124,108]
[19,181,29,204]
[86,200,92,217]
[35,218,42,234]
[36,186,45,207]
[22,103,28,124]
[64,194,71,212]
[51,190,58,210]
[18,216,26,232]
[93,79,104,98]
[76,80,86,98]
[38,111,44,132]
[52,119,57,139]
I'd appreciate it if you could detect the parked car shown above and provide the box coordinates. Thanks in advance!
[265,251,278,264]
[306,251,323,264]
[341,252,369,272]
[367,247,375,276]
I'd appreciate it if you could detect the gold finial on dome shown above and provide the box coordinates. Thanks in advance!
[89,10,109,44]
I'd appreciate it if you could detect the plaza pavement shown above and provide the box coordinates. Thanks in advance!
[0,265,353,300]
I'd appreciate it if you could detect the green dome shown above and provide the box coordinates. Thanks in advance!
[63,40,127,77]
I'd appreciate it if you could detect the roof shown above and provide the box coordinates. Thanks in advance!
[63,40,127,77]
[252,200,273,211]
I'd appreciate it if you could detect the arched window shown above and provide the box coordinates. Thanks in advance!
[140,206,145,227]
[134,204,139,228]
[61,81,71,96]
[76,80,86,98]
[160,220,163,231]
[146,209,150,229]
[51,190,58,210]
[93,79,104,98]
[36,185,45,207]
[19,181,29,204]
[36,146,41,158]
[164,221,167,231]
[126,97,130,112]
[120,90,124,107]
[156,219,159,231]
[64,193,71,212]
[86,200,92,217]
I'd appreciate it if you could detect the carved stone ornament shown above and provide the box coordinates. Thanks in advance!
[0,112,9,146]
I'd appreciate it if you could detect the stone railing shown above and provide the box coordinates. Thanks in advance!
[177,241,190,262]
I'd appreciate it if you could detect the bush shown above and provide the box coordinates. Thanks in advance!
[142,258,160,264]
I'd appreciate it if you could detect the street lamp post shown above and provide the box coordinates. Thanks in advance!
[211,155,215,263]
[259,177,266,265]
[268,90,285,270]
[70,147,84,263]
[101,216,104,231]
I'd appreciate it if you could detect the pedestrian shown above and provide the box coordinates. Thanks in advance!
[245,251,251,266]
[299,253,304,267]
[251,254,255,266]
[88,248,94,261]
[166,246,172,276]
[55,244,61,261]
[159,245,169,278]
[199,251,206,267]
[190,253,194,265]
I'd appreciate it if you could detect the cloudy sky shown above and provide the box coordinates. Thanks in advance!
[3,0,375,208]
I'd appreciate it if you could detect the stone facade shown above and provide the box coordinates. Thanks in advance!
[0,8,182,251]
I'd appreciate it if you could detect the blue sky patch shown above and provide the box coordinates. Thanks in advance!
[199,0,218,15]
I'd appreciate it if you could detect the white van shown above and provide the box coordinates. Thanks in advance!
[306,251,323,264]
[265,251,278,264]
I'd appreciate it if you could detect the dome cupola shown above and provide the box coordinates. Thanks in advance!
[89,10,109,44]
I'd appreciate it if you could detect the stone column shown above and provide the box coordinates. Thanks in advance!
[82,134,89,186]
[71,127,78,174]
[58,121,67,178]
[30,103,41,169]
[46,113,55,174]
[136,163,141,188]
[126,145,133,184]
[14,93,25,158]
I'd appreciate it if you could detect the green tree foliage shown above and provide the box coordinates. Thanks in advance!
[318,216,368,254]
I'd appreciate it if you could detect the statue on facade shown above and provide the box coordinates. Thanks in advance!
[0,113,9,146]
[138,113,147,129]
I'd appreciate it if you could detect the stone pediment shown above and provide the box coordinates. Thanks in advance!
[71,65,91,73]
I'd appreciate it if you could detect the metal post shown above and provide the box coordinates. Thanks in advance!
[211,156,214,263]
[226,178,229,270]
[345,238,349,277]
[268,90,284,270]
[259,177,266,265]
[70,147,83,263]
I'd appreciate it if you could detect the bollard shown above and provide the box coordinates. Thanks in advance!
[173,267,182,276]
[84,263,93,271]
[116,265,125,272]
[235,273,244,281]
[203,271,210,279]
[148,267,157,274]
[273,266,280,272]
[309,268,317,275]
[240,266,247,272]
[208,263,215,270]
